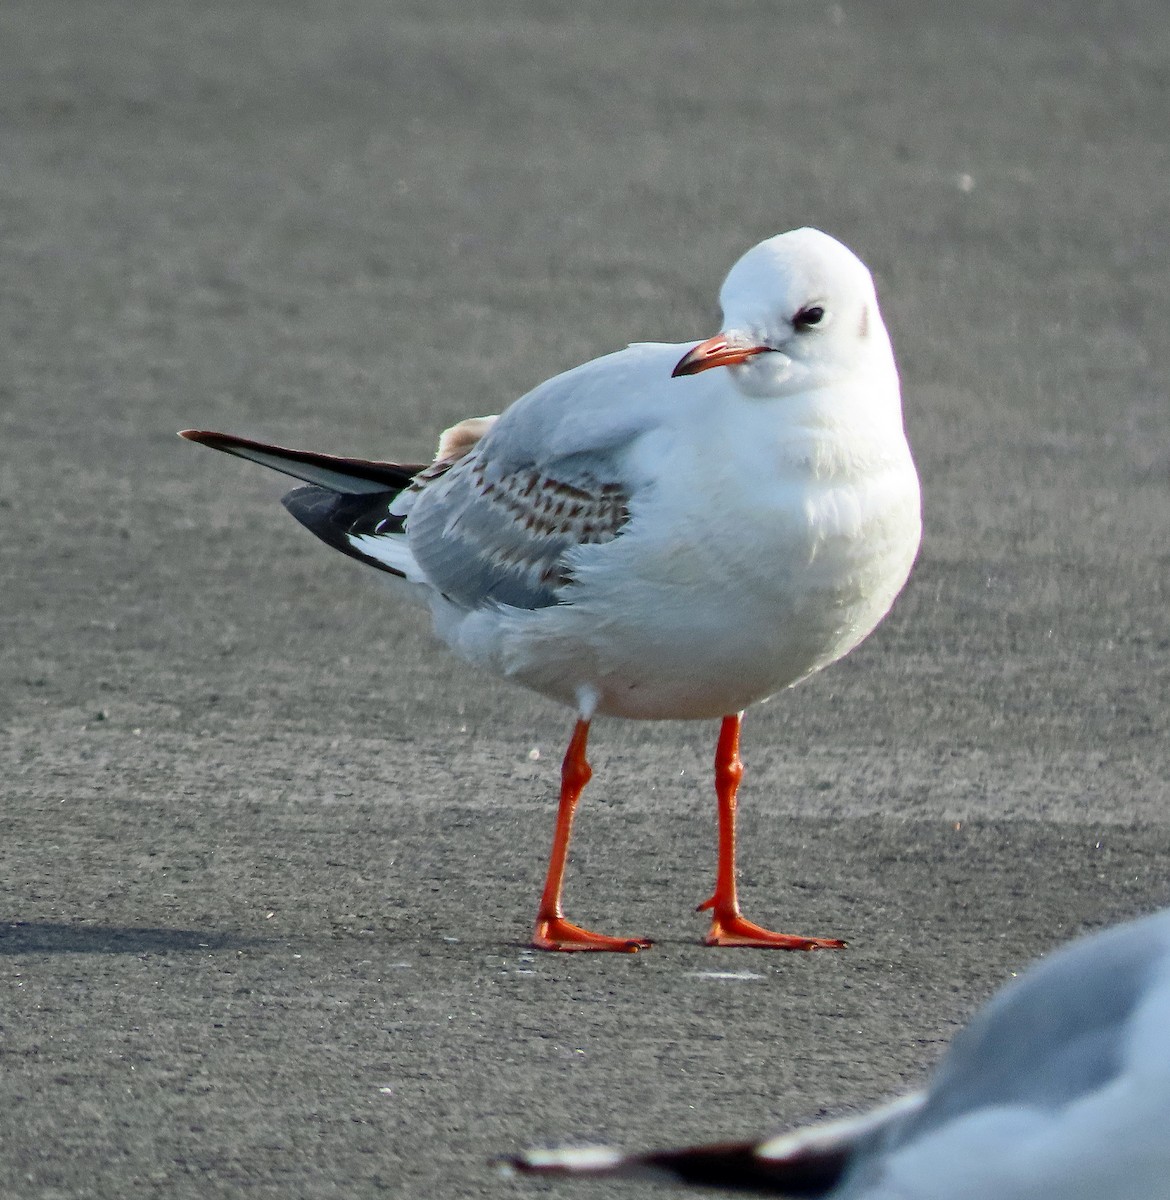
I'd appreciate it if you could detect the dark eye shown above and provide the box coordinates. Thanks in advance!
[793,305,825,330]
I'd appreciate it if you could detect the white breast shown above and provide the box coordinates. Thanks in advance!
[440,393,921,722]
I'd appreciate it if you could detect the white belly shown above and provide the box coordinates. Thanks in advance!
[445,442,922,722]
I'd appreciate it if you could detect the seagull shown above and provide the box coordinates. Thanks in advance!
[505,906,1170,1197]
[180,227,921,953]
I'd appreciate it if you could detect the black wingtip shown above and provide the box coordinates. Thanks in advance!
[177,429,425,495]
[501,1139,851,1195]
[638,1141,850,1195]
[281,485,408,578]
[179,428,235,449]
[498,1138,847,1194]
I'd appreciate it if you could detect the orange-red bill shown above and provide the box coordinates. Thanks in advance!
[671,333,773,377]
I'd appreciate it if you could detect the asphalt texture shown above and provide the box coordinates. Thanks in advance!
[3,3,1169,1198]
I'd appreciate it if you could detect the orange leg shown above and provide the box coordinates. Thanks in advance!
[697,714,845,950]
[532,719,653,953]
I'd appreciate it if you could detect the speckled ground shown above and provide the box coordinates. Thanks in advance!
[3,3,1169,1196]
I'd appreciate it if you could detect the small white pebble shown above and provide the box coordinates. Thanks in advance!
[691,969,764,981]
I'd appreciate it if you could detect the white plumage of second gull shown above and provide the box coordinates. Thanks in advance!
[181,227,921,952]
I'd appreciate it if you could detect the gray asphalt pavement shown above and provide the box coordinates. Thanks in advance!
[3,2,1169,1197]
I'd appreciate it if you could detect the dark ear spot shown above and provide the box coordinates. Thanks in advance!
[858,304,870,339]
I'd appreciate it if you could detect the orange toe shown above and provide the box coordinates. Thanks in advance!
[533,915,653,953]
[704,910,845,951]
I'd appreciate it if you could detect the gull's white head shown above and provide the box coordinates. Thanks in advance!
[673,228,895,399]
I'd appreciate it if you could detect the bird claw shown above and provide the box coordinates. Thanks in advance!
[533,916,653,953]
[703,910,845,951]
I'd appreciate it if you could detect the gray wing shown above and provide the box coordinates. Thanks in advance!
[398,340,692,610]
[404,447,632,610]
[887,909,1167,1150]
[408,444,633,604]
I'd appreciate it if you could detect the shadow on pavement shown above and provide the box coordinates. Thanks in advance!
[0,922,252,955]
